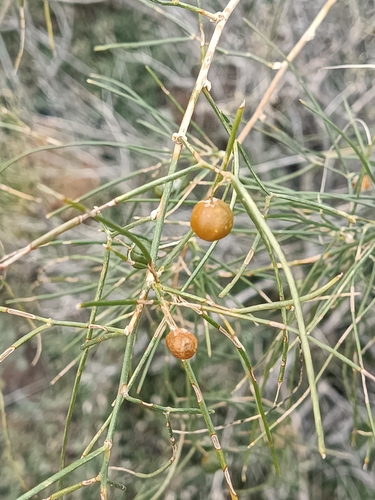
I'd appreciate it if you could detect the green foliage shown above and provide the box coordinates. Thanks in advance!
[1,0,375,499]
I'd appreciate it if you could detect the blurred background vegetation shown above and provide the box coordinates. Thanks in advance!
[1,0,375,499]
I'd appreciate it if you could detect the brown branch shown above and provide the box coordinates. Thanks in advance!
[238,0,338,144]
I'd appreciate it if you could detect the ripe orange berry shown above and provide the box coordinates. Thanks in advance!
[190,198,234,242]
[165,328,198,360]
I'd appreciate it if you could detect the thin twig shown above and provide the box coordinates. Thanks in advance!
[238,0,338,143]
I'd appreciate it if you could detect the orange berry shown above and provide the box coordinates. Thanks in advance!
[190,198,234,241]
[351,174,372,192]
[361,175,371,191]
[165,328,198,360]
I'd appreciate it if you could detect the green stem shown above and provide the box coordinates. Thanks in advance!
[0,324,51,362]
[59,247,111,482]
[202,88,270,195]
[95,36,191,51]
[211,101,245,194]
[231,175,326,458]
[124,394,213,414]
[0,384,27,491]
[183,361,239,500]
[15,447,106,500]
[99,287,148,499]
[190,307,280,473]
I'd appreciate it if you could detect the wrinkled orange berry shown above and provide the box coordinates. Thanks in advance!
[165,328,198,360]
[190,198,234,241]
